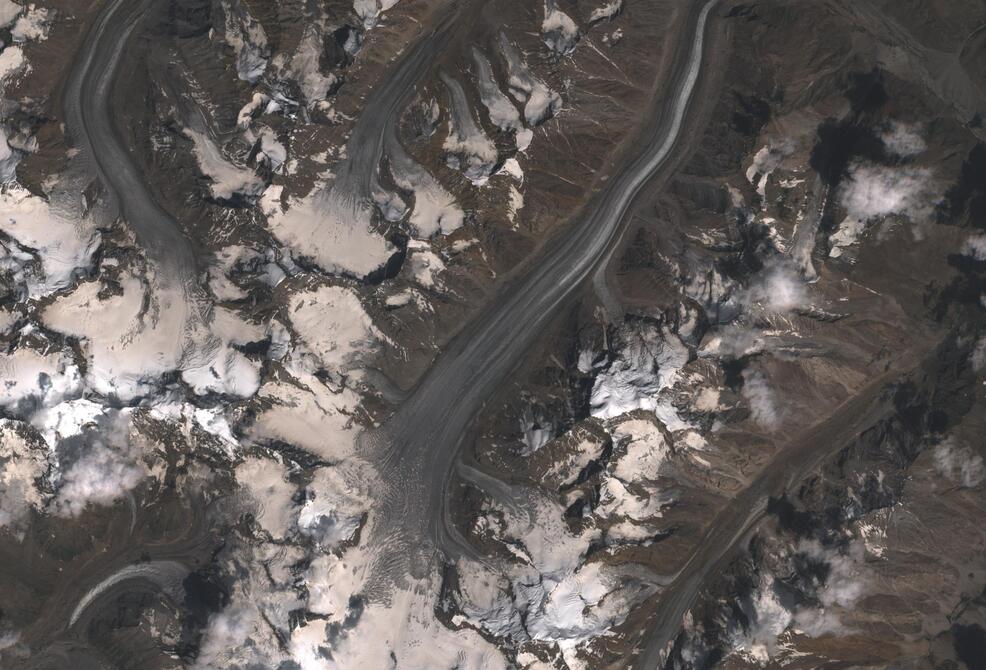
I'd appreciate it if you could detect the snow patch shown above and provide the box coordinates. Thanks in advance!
[249,375,363,461]
[472,48,532,151]
[263,185,395,278]
[832,162,937,257]
[235,457,296,539]
[542,0,580,55]
[354,0,399,29]
[498,33,562,126]
[880,121,926,157]
[0,184,100,296]
[961,233,986,261]
[288,24,339,105]
[386,130,465,238]
[184,127,264,202]
[0,0,21,28]
[297,463,370,548]
[286,284,383,373]
[589,321,690,428]
[741,369,779,430]
[589,0,622,23]
[406,241,446,288]
[933,438,984,488]
[221,0,269,83]
[440,71,498,184]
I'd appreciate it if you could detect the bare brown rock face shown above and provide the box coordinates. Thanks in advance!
[1,0,985,668]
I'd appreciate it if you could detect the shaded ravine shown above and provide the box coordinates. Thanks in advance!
[15,499,214,670]
[68,561,189,630]
[370,0,721,573]
[632,340,935,668]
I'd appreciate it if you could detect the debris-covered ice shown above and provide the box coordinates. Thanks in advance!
[472,48,533,151]
[220,0,269,83]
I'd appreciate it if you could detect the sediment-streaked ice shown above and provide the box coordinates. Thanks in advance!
[541,0,580,55]
[184,127,264,202]
[353,0,399,28]
[497,33,562,126]
[385,129,464,238]
[439,71,498,184]
[289,24,339,106]
[220,0,269,83]
[471,48,532,151]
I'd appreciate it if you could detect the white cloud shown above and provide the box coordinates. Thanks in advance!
[972,337,986,372]
[961,234,986,261]
[0,420,50,529]
[880,121,926,157]
[542,0,580,55]
[793,540,867,637]
[840,163,934,221]
[729,575,792,663]
[744,262,807,313]
[742,369,779,430]
[10,4,50,43]
[54,411,147,517]
[193,605,258,669]
[297,464,369,549]
[234,457,296,539]
[832,162,937,256]
[0,346,83,413]
[933,438,984,489]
